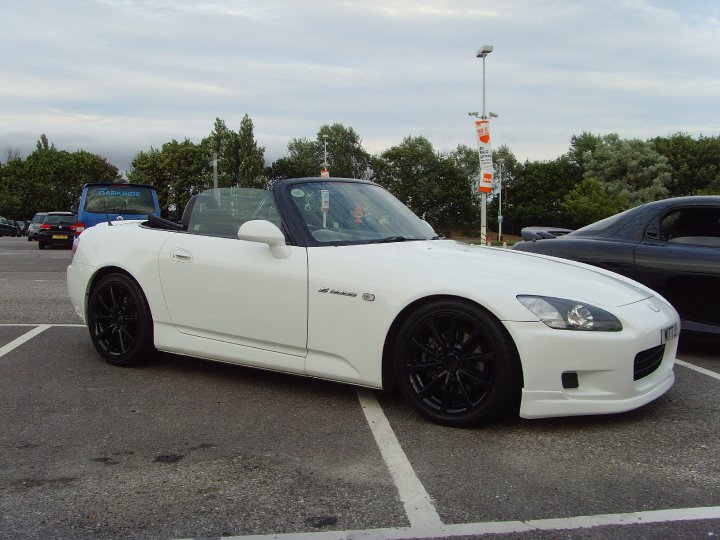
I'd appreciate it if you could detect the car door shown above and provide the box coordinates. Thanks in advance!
[634,205,720,330]
[158,232,308,359]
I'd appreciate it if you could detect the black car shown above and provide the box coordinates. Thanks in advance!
[0,216,19,237]
[513,196,720,337]
[15,220,28,236]
[37,212,78,250]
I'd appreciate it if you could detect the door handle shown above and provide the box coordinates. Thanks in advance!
[171,248,193,263]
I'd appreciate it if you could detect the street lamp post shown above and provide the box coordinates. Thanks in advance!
[321,134,329,177]
[476,44,493,245]
[497,158,504,243]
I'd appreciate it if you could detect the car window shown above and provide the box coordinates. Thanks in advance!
[661,207,720,246]
[44,215,77,225]
[186,188,280,238]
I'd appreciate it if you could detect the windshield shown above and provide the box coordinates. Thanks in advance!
[287,181,436,244]
[84,185,156,215]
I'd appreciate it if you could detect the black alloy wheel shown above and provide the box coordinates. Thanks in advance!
[88,273,155,366]
[394,300,521,427]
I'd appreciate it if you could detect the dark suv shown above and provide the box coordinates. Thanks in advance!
[37,212,78,249]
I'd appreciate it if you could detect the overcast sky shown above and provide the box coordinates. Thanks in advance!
[1,0,719,175]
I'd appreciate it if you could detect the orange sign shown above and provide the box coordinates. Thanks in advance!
[475,120,490,144]
[478,172,493,193]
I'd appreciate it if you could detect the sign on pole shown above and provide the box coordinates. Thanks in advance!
[320,169,330,178]
[474,119,493,193]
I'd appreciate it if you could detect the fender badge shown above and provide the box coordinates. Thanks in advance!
[318,287,357,298]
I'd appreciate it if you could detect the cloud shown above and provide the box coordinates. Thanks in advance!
[1,0,718,174]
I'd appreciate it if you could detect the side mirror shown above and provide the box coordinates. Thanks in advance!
[238,220,290,259]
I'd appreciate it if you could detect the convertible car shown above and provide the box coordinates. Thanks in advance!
[514,196,720,337]
[68,178,679,426]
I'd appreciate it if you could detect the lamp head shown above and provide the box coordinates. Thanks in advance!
[476,45,493,58]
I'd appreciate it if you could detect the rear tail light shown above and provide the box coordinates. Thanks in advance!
[40,223,51,229]
[76,222,85,235]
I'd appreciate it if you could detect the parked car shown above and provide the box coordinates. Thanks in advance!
[0,216,19,237]
[27,212,48,241]
[14,221,27,237]
[68,178,679,427]
[37,212,78,250]
[75,182,160,234]
[513,196,720,337]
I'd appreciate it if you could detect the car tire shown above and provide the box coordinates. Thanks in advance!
[393,299,521,427]
[88,273,156,367]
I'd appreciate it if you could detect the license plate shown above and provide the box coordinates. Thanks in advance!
[661,323,678,344]
[52,234,68,239]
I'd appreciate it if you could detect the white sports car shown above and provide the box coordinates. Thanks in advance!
[67,178,679,426]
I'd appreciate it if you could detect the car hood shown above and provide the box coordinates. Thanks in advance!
[311,239,654,312]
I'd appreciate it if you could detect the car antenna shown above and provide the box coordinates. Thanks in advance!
[105,200,112,227]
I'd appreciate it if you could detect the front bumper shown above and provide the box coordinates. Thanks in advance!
[505,297,678,419]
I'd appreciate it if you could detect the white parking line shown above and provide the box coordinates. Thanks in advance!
[356,388,443,530]
[676,359,720,381]
[220,506,720,539]
[0,325,51,358]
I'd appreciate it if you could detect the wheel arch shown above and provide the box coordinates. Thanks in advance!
[381,294,524,391]
[84,266,150,321]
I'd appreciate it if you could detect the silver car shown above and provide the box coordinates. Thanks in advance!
[26,212,48,241]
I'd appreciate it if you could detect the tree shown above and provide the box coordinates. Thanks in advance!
[373,136,476,229]
[203,115,266,188]
[583,134,672,208]
[568,132,603,169]
[562,177,626,225]
[317,124,371,179]
[267,137,320,180]
[268,123,372,181]
[5,136,120,218]
[651,133,720,196]
[129,139,210,218]
[502,156,581,231]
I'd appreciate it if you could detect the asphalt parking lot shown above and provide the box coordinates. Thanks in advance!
[1,236,719,539]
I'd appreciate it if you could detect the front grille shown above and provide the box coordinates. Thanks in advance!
[634,345,665,381]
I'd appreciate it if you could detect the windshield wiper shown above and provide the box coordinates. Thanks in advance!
[431,235,445,240]
[372,236,417,244]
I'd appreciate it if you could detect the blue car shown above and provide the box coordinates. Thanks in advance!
[76,183,160,233]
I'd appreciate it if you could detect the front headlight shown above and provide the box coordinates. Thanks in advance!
[517,295,622,332]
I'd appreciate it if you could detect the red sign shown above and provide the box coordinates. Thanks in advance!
[320,169,330,178]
